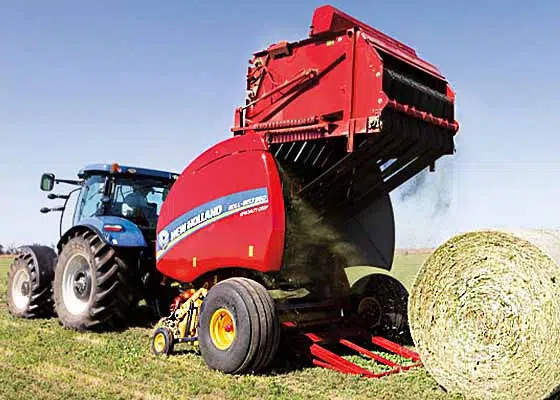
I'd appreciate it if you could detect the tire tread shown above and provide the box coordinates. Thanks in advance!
[198,277,280,374]
[6,245,56,318]
[53,230,133,331]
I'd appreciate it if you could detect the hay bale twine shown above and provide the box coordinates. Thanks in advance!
[408,229,560,400]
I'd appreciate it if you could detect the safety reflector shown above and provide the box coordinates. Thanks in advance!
[103,224,124,232]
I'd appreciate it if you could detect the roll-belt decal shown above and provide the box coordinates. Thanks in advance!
[156,187,269,260]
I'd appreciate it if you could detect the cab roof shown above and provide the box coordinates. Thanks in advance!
[78,163,178,182]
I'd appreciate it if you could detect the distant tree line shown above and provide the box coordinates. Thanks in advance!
[0,244,15,255]
[0,243,56,255]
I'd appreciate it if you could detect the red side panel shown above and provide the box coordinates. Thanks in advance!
[232,4,457,143]
[185,133,271,173]
[242,31,386,134]
[156,134,285,283]
[309,5,444,79]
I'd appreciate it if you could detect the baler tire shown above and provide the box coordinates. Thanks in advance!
[53,230,133,331]
[349,273,411,343]
[151,327,174,356]
[198,277,280,375]
[244,278,281,371]
[6,246,56,318]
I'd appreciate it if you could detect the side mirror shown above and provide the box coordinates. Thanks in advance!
[40,206,64,214]
[40,173,55,192]
[47,193,70,200]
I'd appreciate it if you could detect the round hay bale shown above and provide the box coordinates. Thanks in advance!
[408,229,560,400]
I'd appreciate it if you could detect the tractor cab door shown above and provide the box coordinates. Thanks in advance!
[72,175,107,226]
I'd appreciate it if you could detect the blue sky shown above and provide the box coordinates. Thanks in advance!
[1,0,559,249]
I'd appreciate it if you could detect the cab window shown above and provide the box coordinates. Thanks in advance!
[74,175,106,223]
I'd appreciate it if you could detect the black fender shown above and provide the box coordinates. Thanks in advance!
[57,217,148,253]
[56,224,105,253]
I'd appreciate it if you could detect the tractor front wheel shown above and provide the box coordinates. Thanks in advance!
[198,277,280,374]
[53,230,133,331]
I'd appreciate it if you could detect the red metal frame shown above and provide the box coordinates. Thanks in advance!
[282,321,422,378]
[309,5,443,79]
[387,99,459,131]
[232,28,387,147]
[232,5,458,151]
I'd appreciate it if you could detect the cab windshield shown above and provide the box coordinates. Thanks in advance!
[73,175,172,229]
[109,177,171,228]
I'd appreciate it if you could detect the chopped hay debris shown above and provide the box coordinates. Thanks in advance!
[273,166,363,302]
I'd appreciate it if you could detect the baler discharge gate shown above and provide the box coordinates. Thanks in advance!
[233,5,458,217]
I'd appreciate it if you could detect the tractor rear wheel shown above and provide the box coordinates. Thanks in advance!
[198,277,280,374]
[53,230,133,331]
[6,245,56,318]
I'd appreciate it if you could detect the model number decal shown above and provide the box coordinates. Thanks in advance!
[240,204,269,217]
[227,194,268,212]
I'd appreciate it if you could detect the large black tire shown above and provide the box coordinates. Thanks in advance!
[53,230,133,331]
[6,245,56,318]
[348,273,411,343]
[198,277,280,374]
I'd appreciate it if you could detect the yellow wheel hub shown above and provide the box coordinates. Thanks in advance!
[153,332,166,353]
[209,308,236,350]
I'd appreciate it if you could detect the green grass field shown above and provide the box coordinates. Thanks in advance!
[0,254,465,400]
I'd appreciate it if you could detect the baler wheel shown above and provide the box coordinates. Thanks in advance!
[6,246,56,318]
[53,230,133,331]
[198,277,280,374]
[151,327,174,356]
[348,273,411,343]
[209,308,236,350]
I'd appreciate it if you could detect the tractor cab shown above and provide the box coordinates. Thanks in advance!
[40,163,178,244]
[73,163,177,240]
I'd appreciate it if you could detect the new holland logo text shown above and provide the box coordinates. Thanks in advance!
[172,204,223,241]
[156,187,269,260]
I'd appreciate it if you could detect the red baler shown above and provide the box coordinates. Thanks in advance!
[152,5,458,377]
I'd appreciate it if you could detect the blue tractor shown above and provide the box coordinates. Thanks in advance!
[6,163,180,330]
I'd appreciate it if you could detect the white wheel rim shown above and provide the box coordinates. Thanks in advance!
[62,253,93,315]
[12,268,31,310]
